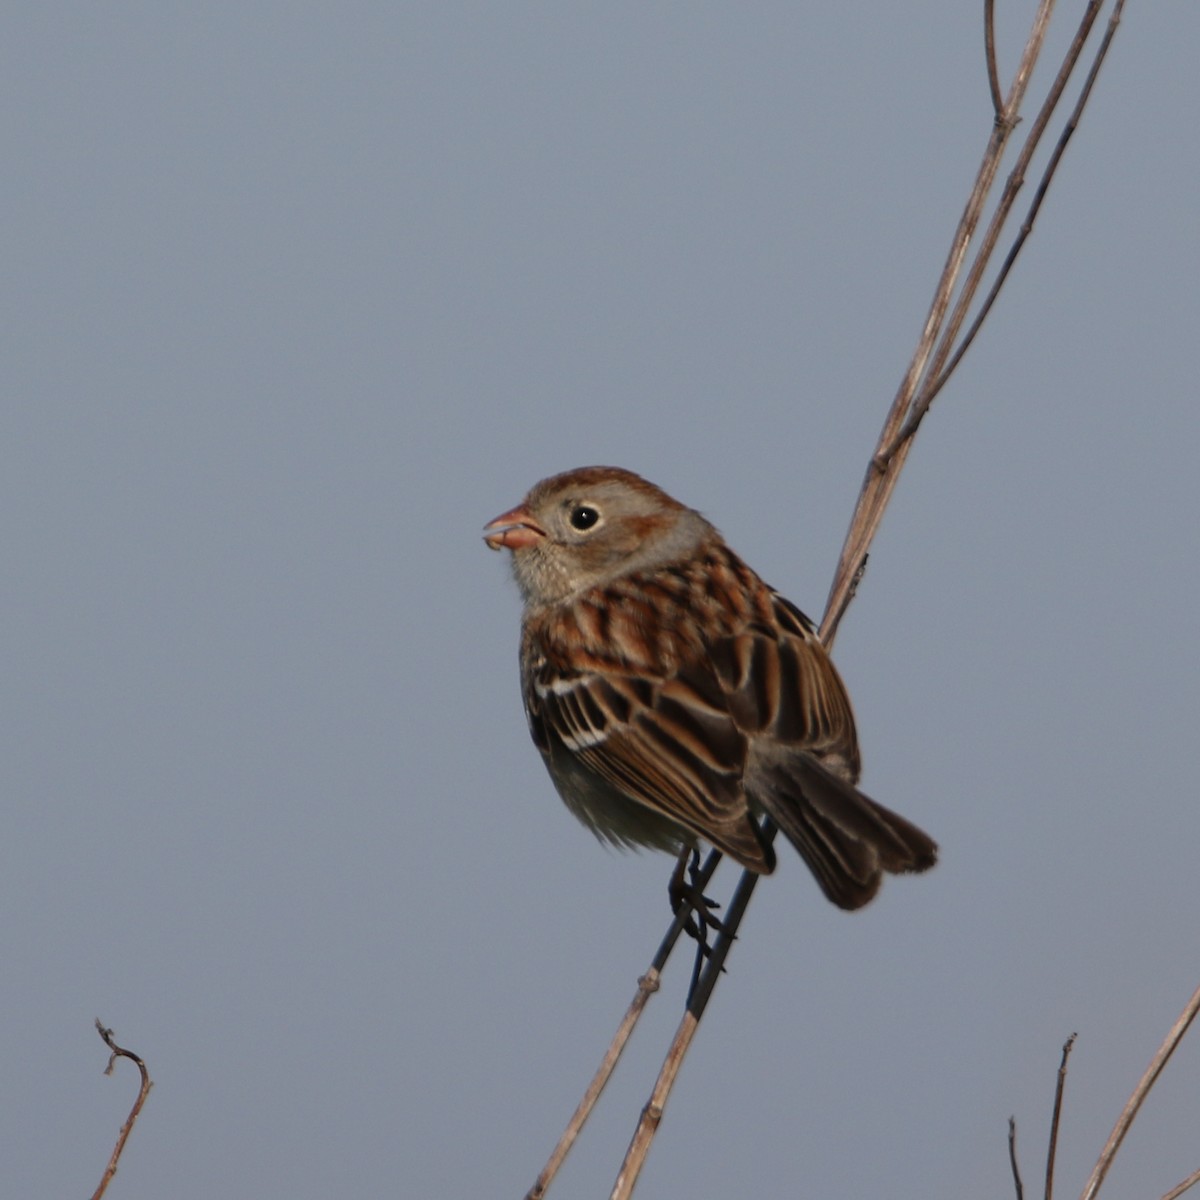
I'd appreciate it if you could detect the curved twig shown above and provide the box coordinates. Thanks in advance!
[91,1019,153,1200]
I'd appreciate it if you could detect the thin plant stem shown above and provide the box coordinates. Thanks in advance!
[1078,982,1200,1200]
[1011,1117,1027,1200]
[91,1020,153,1200]
[821,0,1062,646]
[1045,1034,1077,1200]
[525,850,722,1199]
[1161,1167,1200,1200]
[610,840,769,1200]
[985,0,1005,118]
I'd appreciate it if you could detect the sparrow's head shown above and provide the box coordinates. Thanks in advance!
[484,466,714,606]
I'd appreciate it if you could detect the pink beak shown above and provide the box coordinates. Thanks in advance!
[483,504,546,551]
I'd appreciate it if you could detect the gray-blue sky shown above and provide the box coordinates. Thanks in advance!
[3,4,1198,1197]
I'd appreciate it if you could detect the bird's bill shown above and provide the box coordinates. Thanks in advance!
[483,505,546,551]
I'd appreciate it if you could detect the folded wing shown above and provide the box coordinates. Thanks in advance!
[710,593,938,909]
[528,667,774,872]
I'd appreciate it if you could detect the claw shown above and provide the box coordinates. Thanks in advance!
[668,849,733,944]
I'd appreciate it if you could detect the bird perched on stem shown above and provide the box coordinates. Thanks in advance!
[484,466,936,911]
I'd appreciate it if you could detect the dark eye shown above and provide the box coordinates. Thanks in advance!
[569,504,600,531]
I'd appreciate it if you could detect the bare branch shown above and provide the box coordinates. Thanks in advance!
[920,0,1118,412]
[525,850,722,1199]
[610,1011,696,1200]
[611,844,769,1199]
[1161,1167,1200,1200]
[891,0,1085,439]
[1045,1034,1078,1200]
[1011,1117,1027,1200]
[817,0,1139,647]
[91,1020,153,1200]
[1078,981,1200,1200]
[525,971,662,1200]
[985,0,1005,118]
[820,0,1064,645]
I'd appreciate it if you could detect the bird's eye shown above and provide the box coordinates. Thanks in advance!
[569,505,601,531]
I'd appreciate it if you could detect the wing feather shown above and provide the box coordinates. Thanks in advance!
[528,664,773,872]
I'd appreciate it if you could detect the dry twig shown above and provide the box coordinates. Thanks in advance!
[1161,1167,1200,1200]
[1078,982,1200,1200]
[610,843,768,1200]
[1009,1034,1076,1200]
[1045,1034,1077,1200]
[824,0,1126,644]
[524,850,721,1200]
[91,1019,153,1200]
[1011,1117,1027,1200]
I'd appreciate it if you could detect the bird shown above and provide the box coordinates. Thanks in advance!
[483,465,936,911]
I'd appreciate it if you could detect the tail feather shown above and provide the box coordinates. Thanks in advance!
[748,751,937,910]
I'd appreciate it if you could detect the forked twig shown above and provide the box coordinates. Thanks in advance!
[1078,982,1200,1200]
[922,0,1125,406]
[883,0,1107,454]
[824,0,1127,647]
[819,0,1060,648]
[91,1019,153,1200]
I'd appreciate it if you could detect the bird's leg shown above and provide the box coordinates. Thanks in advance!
[668,847,730,944]
[686,923,707,1004]
[669,848,731,1002]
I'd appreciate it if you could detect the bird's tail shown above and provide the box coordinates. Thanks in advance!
[750,752,937,910]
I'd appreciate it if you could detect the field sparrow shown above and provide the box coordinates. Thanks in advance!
[484,466,937,910]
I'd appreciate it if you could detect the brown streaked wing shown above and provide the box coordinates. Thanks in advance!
[534,665,772,873]
[709,592,860,774]
[531,671,651,753]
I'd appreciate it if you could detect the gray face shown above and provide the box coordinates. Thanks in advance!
[508,474,714,608]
